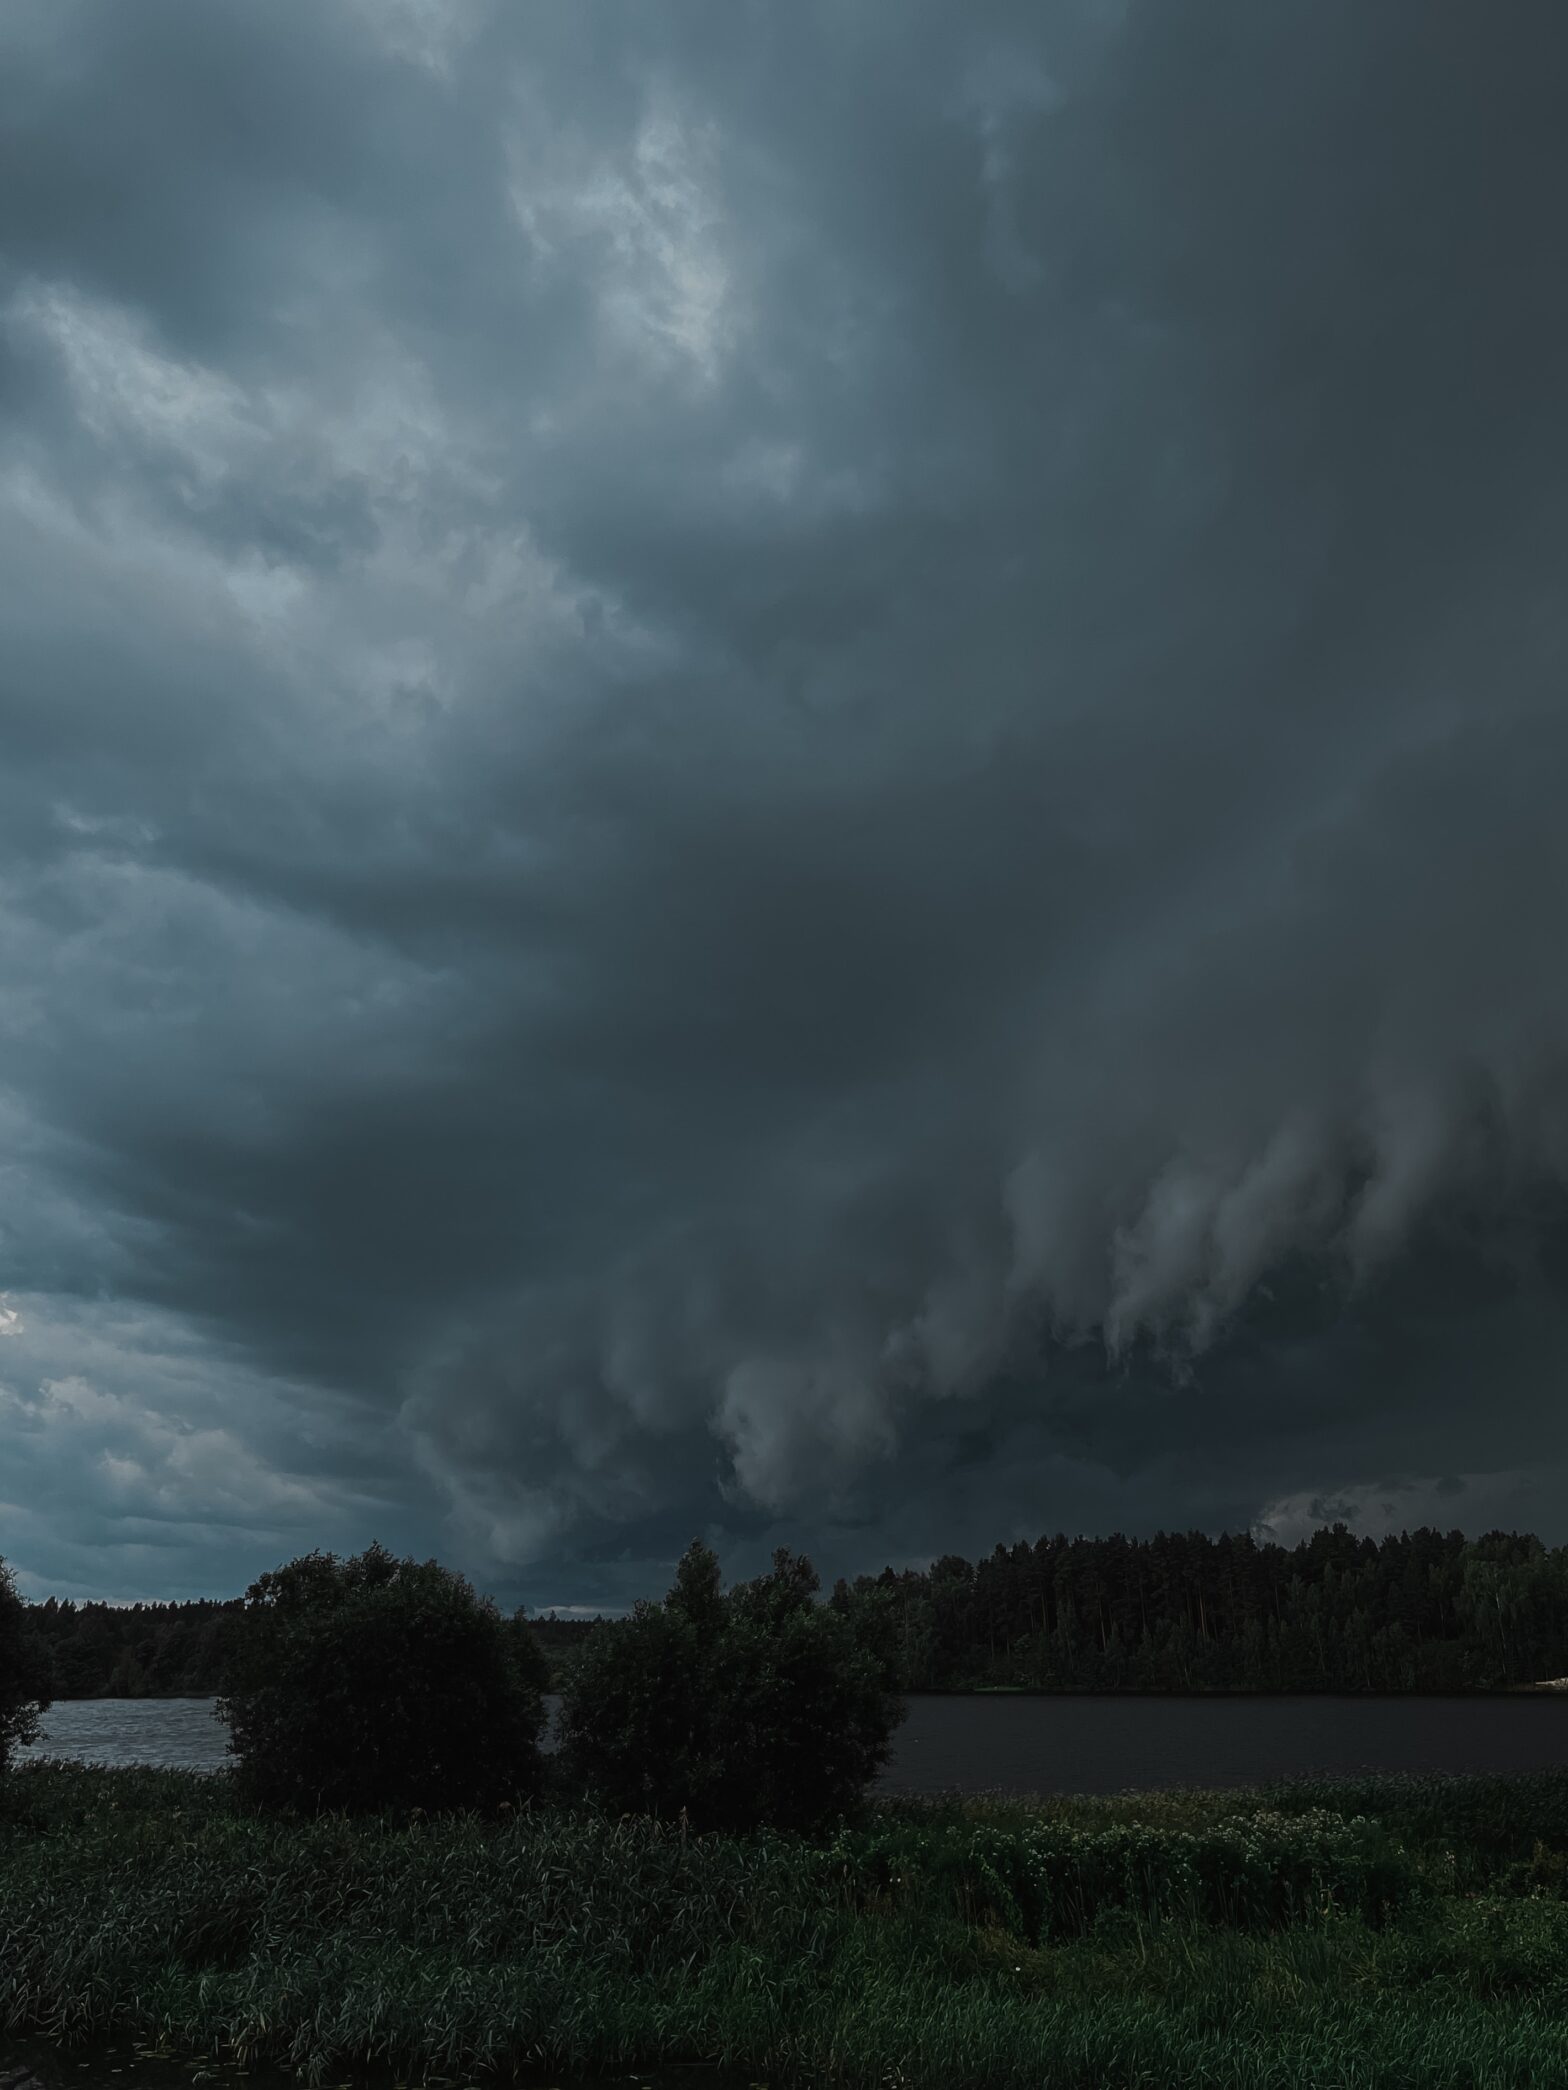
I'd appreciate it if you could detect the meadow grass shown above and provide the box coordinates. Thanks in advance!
[6,1761,1568,2087]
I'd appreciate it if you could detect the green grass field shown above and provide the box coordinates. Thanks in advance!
[7,1760,1568,2088]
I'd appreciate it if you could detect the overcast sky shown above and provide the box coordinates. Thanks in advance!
[3,1,1568,1612]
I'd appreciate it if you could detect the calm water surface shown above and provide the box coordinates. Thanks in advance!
[16,1691,1568,1792]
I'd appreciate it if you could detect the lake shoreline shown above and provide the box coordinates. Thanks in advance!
[22,1692,1568,1796]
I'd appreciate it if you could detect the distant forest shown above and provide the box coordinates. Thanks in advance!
[828,1525,1568,1693]
[23,1596,599,1699]
[21,1524,1568,1698]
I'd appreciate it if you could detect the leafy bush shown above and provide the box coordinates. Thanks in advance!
[832,1806,1421,1938]
[213,1540,547,1820]
[1498,1840,1568,1899]
[1254,1771,1568,1893]
[0,1553,52,1782]
[1379,1894,1568,2000]
[558,1540,903,1834]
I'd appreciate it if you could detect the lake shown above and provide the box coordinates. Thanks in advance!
[15,1691,1568,1793]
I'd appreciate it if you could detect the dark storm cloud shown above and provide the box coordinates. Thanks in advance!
[3,0,1568,1605]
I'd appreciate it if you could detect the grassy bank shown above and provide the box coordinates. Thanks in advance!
[8,1763,1568,2088]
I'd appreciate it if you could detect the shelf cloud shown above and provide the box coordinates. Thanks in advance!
[3,0,1568,1607]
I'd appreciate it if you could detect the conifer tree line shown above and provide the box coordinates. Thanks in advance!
[18,1523,1568,1698]
[829,1526,1568,1692]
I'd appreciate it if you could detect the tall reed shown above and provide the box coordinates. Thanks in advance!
[7,1762,1568,2087]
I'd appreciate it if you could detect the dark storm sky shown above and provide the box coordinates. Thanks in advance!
[4,0,1568,1609]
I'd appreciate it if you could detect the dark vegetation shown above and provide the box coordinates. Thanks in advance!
[212,1542,551,1821]
[10,1539,1568,2083]
[558,1538,900,1832]
[11,1761,1568,2086]
[832,1522,1568,1691]
[0,1555,51,1776]
[4,1533,903,1836]
[22,1588,598,1698]
[25,1522,1568,1702]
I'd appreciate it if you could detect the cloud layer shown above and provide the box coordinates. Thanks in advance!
[3,0,1568,1605]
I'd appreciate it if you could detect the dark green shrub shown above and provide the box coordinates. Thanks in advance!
[1379,1894,1568,1999]
[213,1540,546,1820]
[558,1540,902,1835]
[1255,1770,1568,1892]
[554,1560,718,1824]
[0,1553,52,1783]
[1499,1839,1568,1899]
[832,1806,1421,1939]
[505,1605,553,1696]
